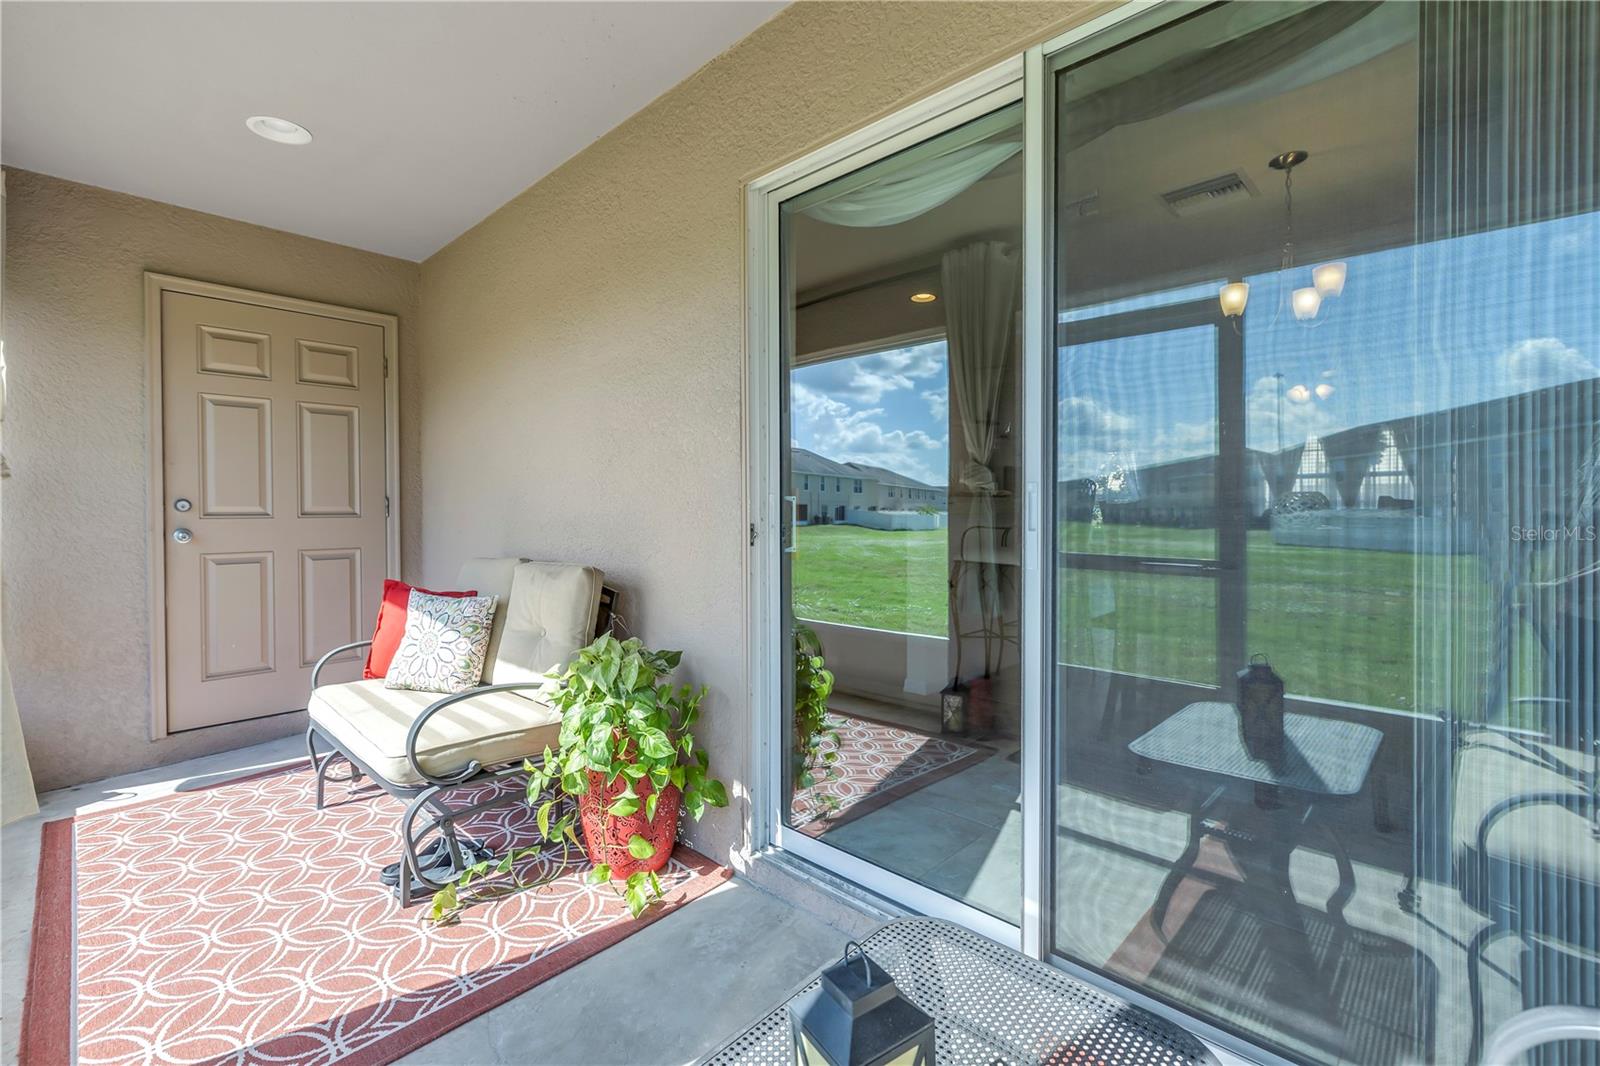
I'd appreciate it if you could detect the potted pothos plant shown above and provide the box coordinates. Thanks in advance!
[793,623,839,790]
[429,634,727,924]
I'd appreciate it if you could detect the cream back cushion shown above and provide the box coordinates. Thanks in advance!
[486,561,604,689]
[455,557,525,679]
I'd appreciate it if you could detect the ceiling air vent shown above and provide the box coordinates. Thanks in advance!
[1061,191,1101,221]
[1160,172,1256,218]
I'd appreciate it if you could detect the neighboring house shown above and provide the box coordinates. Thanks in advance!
[790,446,947,523]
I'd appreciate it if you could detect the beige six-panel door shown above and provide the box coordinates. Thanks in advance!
[162,292,388,732]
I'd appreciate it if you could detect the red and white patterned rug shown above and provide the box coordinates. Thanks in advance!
[22,765,726,1066]
[789,712,990,837]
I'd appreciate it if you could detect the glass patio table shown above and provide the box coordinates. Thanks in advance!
[1130,700,1384,920]
[702,916,1217,1064]
[1128,701,1385,1034]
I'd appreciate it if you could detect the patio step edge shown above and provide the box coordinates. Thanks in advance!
[737,848,909,938]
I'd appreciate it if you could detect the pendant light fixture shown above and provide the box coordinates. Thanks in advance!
[1219,149,1347,324]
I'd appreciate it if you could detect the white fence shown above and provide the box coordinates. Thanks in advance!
[845,508,946,531]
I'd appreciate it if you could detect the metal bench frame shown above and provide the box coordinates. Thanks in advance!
[305,585,616,906]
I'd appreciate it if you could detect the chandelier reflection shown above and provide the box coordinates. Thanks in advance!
[1219,150,1347,325]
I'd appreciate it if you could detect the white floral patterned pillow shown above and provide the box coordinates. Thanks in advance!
[384,591,498,694]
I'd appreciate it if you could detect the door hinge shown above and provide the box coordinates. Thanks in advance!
[750,523,758,546]
[385,495,391,517]
[383,355,390,378]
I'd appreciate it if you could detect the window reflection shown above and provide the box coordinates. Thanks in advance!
[781,103,1027,924]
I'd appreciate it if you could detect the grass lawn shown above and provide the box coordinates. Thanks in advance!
[794,521,1539,716]
[791,525,948,637]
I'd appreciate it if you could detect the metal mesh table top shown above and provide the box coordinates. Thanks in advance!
[702,917,1216,1065]
[1129,701,1382,796]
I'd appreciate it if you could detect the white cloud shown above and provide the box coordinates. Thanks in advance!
[811,409,947,486]
[791,382,850,422]
[791,343,952,484]
[1500,337,1598,390]
[804,342,945,404]
[1057,396,1141,478]
[1154,420,1216,457]
[1059,395,1134,435]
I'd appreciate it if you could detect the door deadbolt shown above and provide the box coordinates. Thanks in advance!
[173,498,192,512]
[172,528,194,544]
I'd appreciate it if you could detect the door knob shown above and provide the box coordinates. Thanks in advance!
[172,528,194,544]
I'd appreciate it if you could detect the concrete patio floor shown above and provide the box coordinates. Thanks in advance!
[0,735,857,1066]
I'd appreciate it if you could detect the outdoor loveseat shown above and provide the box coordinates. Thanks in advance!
[305,557,612,903]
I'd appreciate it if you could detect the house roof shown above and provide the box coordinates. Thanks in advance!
[844,462,941,491]
[790,448,944,490]
[791,447,860,478]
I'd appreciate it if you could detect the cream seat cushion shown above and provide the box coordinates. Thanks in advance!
[308,678,559,787]
[485,561,604,688]
[455,557,526,678]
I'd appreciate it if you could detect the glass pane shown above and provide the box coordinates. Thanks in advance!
[1059,325,1220,560]
[1051,3,1598,1064]
[780,102,1025,923]
[1059,569,1216,686]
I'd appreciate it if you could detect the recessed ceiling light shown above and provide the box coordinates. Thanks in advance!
[245,115,312,146]
[909,292,938,304]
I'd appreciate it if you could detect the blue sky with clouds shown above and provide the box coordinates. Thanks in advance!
[790,340,951,487]
[1060,210,1599,479]
[791,211,1598,488]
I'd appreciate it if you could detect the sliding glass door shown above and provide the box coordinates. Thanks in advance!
[774,100,1027,931]
[1047,3,1597,1064]
[755,2,1596,1062]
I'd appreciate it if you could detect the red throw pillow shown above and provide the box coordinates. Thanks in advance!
[363,579,479,679]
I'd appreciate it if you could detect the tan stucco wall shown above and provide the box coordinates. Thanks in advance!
[418,1,1102,864]
[1,168,421,790]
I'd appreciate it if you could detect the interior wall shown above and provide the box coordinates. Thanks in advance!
[1,168,422,790]
[418,1,1105,866]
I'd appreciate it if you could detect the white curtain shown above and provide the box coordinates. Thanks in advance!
[943,240,1021,677]
[1060,2,1382,156]
[1259,444,1305,509]
[1320,424,1384,508]
[945,240,1021,496]
[801,142,1021,229]
[1387,416,1449,514]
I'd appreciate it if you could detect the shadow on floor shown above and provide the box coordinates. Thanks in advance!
[1109,874,1438,1064]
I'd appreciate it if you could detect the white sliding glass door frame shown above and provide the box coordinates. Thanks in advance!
[744,55,1029,951]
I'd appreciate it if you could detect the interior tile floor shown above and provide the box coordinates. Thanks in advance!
[0,736,853,1066]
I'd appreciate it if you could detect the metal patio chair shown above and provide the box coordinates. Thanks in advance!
[304,557,614,904]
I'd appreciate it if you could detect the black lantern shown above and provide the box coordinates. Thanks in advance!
[1236,653,1286,767]
[792,942,935,1066]
[940,679,967,736]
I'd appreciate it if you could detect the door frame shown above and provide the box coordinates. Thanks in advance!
[143,272,400,741]
[738,0,1208,954]
[743,54,1031,949]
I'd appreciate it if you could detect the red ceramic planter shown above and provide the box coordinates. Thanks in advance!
[578,769,681,879]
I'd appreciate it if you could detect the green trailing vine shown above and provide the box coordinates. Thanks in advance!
[430,634,727,924]
[793,623,839,791]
